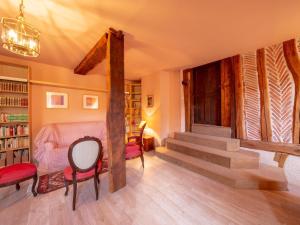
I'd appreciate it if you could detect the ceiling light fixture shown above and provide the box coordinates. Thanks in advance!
[1,0,40,57]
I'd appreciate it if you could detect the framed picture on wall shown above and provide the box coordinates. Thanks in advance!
[147,95,154,108]
[46,92,68,109]
[83,95,99,109]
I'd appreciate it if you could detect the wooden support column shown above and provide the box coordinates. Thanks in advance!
[220,58,233,128]
[106,28,126,192]
[232,55,245,139]
[283,39,300,144]
[257,48,272,141]
[221,55,245,138]
[182,69,193,131]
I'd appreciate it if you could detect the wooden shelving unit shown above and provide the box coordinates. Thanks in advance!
[125,80,142,137]
[0,62,31,167]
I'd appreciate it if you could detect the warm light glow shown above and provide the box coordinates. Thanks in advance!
[0,0,40,57]
[8,29,17,41]
[138,120,147,129]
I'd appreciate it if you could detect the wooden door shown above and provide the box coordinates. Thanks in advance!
[193,61,221,125]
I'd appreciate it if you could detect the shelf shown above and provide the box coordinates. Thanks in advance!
[0,63,31,166]
[125,80,141,135]
[0,91,28,94]
[0,76,28,82]
[0,147,30,153]
[0,135,29,139]
[0,106,28,108]
[0,121,29,124]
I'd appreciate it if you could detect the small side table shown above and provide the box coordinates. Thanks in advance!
[143,135,155,152]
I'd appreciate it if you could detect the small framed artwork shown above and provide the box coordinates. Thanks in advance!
[83,95,99,109]
[46,92,68,109]
[147,95,154,108]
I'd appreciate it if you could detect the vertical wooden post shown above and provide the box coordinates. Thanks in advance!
[257,48,272,142]
[232,55,246,139]
[182,69,192,131]
[220,58,233,128]
[106,28,126,192]
[283,39,300,144]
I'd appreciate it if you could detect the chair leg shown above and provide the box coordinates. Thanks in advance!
[64,178,69,196]
[16,183,20,191]
[94,175,99,200]
[32,174,38,197]
[140,154,145,168]
[72,180,77,211]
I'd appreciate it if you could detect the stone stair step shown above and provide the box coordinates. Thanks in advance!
[166,138,259,169]
[192,124,232,138]
[174,132,240,151]
[156,147,288,191]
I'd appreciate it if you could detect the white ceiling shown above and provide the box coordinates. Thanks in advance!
[1,0,300,79]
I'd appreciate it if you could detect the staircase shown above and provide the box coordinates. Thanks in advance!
[156,124,288,190]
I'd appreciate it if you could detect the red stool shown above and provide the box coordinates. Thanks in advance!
[0,163,38,196]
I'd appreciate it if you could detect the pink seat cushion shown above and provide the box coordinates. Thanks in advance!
[0,163,37,185]
[64,160,102,181]
[125,144,141,159]
[127,141,136,146]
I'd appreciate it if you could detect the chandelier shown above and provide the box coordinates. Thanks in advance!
[1,0,40,57]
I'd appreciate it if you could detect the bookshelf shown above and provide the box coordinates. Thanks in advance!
[0,62,31,168]
[125,80,141,137]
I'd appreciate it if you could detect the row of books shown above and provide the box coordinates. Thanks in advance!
[132,102,141,108]
[0,137,29,150]
[131,86,141,93]
[0,125,29,137]
[0,97,28,107]
[0,81,28,93]
[0,149,29,167]
[0,113,29,122]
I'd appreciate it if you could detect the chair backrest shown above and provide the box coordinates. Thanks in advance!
[68,136,103,173]
[139,122,147,140]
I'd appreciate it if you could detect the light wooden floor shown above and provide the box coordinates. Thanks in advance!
[1,152,300,225]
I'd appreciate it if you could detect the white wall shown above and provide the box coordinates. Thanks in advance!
[141,70,182,145]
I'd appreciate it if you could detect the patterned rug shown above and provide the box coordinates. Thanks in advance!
[37,159,108,194]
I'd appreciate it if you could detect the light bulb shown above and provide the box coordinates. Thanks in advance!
[29,39,36,49]
[8,29,17,42]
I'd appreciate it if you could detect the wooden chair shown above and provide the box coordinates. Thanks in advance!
[125,121,147,168]
[63,136,103,210]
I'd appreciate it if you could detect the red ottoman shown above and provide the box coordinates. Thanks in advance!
[0,163,38,196]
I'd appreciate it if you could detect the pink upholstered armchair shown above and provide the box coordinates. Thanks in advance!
[125,121,147,168]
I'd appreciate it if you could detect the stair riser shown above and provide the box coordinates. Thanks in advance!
[156,150,236,187]
[192,125,231,138]
[156,151,287,190]
[174,133,239,151]
[166,142,259,169]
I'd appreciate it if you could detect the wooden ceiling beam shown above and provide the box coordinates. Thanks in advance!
[74,32,108,75]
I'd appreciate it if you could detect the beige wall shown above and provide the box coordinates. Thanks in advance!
[141,70,182,145]
[0,55,106,142]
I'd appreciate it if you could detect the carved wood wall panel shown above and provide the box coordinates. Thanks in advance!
[242,52,261,140]
[264,43,295,143]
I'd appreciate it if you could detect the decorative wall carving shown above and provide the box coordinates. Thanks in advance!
[242,52,261,140]
[264,43,295,143]
[241,42,297,145]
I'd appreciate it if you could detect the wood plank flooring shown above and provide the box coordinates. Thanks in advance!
[0,152,300,225]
